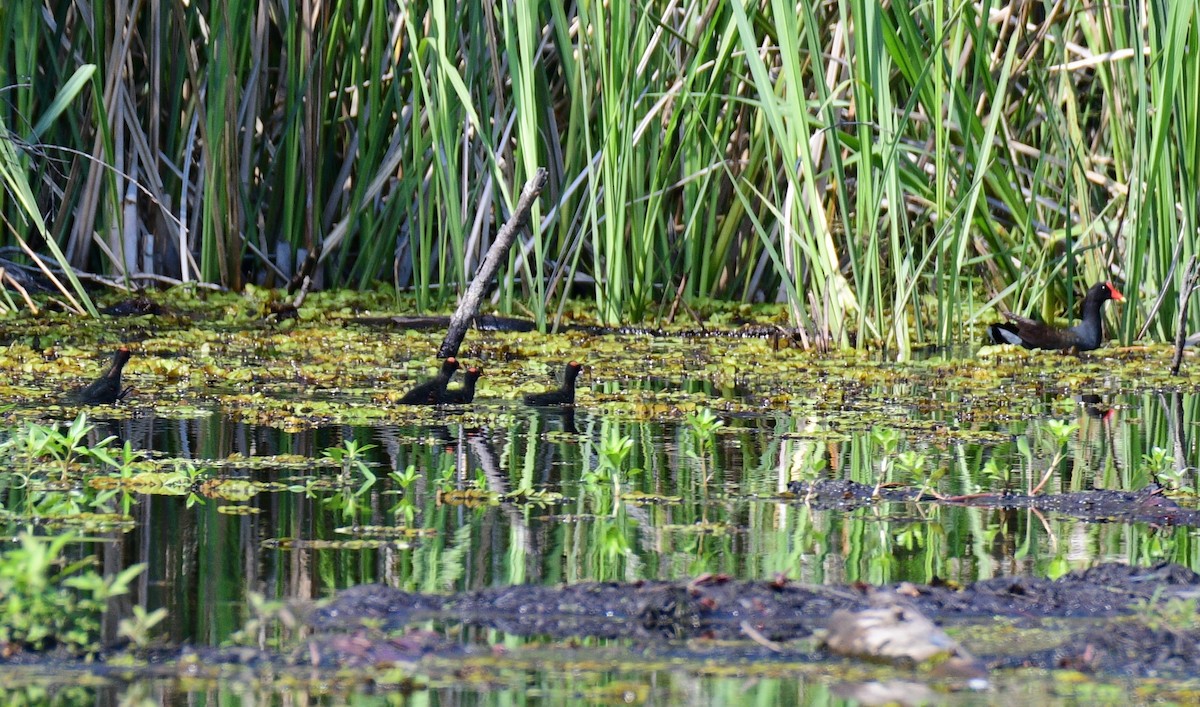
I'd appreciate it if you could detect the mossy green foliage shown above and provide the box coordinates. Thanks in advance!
[0,533,143,656]
[0,289,1183,429]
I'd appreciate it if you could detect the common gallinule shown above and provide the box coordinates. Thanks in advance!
[398,357,459,404]
[988,281,1124,352]
[71,347,133,404]
[442,366,482,404]
[523,361,583,406]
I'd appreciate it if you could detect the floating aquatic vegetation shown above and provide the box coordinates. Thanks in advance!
[2,290,1200,700]
[334,525,438,539]
[217,505,261,515]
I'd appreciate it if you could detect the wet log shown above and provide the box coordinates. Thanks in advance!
[439,169,548,359]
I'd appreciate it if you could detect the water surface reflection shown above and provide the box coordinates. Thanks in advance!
[26,385,1196,647]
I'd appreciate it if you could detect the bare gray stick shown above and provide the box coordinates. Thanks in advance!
[439,168,548,358]
[1171,256,1200,376]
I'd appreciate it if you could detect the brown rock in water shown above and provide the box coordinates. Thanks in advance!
[822,592,988,680]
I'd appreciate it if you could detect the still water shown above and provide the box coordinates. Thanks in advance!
[1,329,1196,703]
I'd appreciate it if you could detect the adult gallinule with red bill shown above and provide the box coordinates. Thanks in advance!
[71,347,133,404]
[988,281,1124,352]
[442,366,482,404]
[398,357,459,404]
[523,361,583,406]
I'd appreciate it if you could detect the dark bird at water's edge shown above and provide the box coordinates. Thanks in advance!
[71,347,133,404]
[988,282,1124,352]
[442,366,482,404]
[523,361,583,406]
[398,357,460,404]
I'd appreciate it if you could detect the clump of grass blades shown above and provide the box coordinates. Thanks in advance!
[1,1,1196,355]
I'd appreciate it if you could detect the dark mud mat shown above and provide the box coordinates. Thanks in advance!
[785,479,1200,526]
[7,563,1200,682]
[306,561,1200,677]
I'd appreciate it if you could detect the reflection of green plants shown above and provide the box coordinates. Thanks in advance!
[0,532,147,656]
[600,522,631,559]
[686,407,724,482]
[895,524,924,551]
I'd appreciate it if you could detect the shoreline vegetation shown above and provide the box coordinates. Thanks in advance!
[0,2,1195,355]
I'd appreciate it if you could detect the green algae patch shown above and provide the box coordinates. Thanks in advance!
[217,505,262,515]
[661,522,733,535]
[0,289,1195,431]
[261,538,412,550]
[198,479,291,502]
[621,491,684,505]
[335,525,438,539]
[436,488,501,508]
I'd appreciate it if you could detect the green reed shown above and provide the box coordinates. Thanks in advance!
[2,2,1199,352]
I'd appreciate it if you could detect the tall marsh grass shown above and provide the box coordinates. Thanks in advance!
[0,1,1195,355]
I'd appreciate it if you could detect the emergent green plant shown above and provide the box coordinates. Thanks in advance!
[0,532,147,656]
[1030,420,1079,495]
[686,407,724,483]
[870,426,901,497]
[1143,447,1191,493]
[117,605,168,649]
[2,413,117,481]
[321,439,380,521]
[322,438,378,484]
